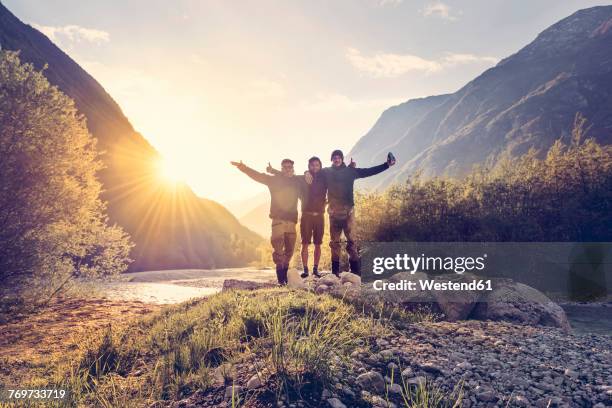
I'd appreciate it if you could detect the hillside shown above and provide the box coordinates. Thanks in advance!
[239,200,272,238]
[349,6,612,189]
[0,2,262,270]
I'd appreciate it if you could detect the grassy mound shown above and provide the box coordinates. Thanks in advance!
[59,288,396,406]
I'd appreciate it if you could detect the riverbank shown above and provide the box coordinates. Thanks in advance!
[0,296,159,387]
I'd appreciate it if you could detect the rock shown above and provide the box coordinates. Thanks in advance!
[327,398,347,408]
[315,284,331,294]
[400,367,414,378]
[222,279,276,291]
[431,273,482,320]
[224,385,242,399]
[213,363,235,385]
[388,383,403,394]
[476,390,496,402]
[318,274,341,287]
[246,374,262,389]
[564,368,579,379]
[356,371,386,394]
[456,362,472,370]
[339,272,361,286]
[406,376,426,388]
[471,280,571,331]
[514,395,530,407]
[420,362,443,375]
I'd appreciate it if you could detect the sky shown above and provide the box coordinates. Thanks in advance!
[4,0,612,204]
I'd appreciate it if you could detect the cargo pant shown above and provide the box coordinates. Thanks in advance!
[271,219,297,284]
[329,206,360,275]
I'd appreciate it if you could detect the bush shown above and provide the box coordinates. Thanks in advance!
[0,51,132,311]
[356,116,612,243]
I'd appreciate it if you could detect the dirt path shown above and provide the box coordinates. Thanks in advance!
[0,268,277,386]
[0,297,159,386]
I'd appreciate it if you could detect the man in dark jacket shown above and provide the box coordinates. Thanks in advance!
[310,149,395,276]
[267,156,326,278]
[231,159,301,284]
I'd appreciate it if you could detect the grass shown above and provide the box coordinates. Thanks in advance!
[52,288,391,406]
[5,288,461,407]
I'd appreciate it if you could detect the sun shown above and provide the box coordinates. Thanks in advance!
[156,156,188,183]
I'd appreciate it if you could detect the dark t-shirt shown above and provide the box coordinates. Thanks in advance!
[300,171,327,213]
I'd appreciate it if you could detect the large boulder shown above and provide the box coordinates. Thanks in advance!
[471,280,571,332]
[362,273,571,331]
[431,274,483,321]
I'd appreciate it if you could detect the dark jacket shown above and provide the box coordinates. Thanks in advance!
[322,162,389,209]
[300,171,327,213]
[239,166,301,223]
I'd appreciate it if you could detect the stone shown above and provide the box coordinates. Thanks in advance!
[388,383,403,394]
[246,374,262,389]
[224,385,242,400]
[339,271,361,286]
[406,376,426,388]
[514,395,530,407]
[431,273,482,320]
[318,274,341,287]
[315,284,331,294]
[471,280,571,331]
[356,371,386,394]
[327,398,346,408]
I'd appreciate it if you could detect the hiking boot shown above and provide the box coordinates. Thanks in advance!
[349,260,361,276]
[331,261,340,277]
[300,270,309,279]
[276,266,288,285]
[312,266,321,278]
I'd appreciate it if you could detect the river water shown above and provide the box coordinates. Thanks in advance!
[96,268,610,335]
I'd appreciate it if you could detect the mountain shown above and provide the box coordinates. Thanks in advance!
[224,191,269,220]
[349,6,612,190]
[239,201,272,238]
[0,2,262,270]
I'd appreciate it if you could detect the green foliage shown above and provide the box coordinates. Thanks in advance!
[357,116,611,242]
[0,51,132,309]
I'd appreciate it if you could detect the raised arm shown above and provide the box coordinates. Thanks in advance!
[355,162,389,179]
[266,162,282,176]
[231,161,271,185]
[355,154,396,179]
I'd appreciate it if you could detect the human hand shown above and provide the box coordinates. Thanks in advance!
[266,162,274,174]
[349,157,356,168]
[230,160,245,169]
[387,152,396,166]
[304,171,313,184]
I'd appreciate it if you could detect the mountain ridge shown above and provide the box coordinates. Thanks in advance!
[0,2,262,270]
[349,5,612,190]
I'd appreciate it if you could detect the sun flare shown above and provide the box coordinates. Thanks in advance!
[156,156,188,183]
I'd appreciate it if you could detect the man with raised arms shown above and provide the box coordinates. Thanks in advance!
[231,159,301,285]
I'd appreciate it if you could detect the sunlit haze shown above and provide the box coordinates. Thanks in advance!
[5,0,610,204]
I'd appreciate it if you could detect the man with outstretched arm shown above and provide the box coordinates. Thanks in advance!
[231,159,301,285]
[268,157,326,278]
[308,150,396,276]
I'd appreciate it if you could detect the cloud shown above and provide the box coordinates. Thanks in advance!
[32,23,110,45]
[442,53,499,66]
[422,2,457,21]
[346,48,498,78]
[346,47,442,77]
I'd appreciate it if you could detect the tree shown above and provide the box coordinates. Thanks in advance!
[0,51,133,309]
